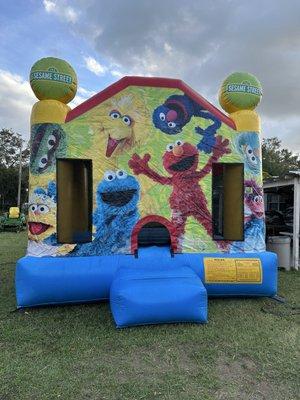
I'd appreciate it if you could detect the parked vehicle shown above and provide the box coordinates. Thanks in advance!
[0,207,26,232]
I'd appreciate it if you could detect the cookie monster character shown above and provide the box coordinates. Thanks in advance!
[230,180,265,253]
[27,181,59,256]
[129,136,230,250]
[70,170,140,256]
[152,94,221,154]
[235,132,261,175]
[30,123,66,174]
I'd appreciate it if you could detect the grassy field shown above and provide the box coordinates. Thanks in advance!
[0,232,299,400]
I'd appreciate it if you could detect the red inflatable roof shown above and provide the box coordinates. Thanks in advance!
[65,76,236,129]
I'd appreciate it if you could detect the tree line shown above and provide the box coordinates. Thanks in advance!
[262,137,300,178]
[0,129,30,211]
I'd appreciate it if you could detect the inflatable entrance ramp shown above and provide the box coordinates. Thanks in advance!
[110,264,208,328]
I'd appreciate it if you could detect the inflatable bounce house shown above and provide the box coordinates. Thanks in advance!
[16,57,277,327]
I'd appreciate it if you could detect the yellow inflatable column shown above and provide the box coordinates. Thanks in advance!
[28,57,78,246]
[218,72,263,240]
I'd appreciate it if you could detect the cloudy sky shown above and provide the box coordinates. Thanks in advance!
[0,0,299,152]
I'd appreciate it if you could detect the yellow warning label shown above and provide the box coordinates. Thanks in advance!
[204,258,262,284]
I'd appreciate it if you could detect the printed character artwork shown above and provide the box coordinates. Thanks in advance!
[70,170,140,256]
[129,136,231,250]
[26,80,267,256]
[230,179,265,253]
[152,94,221,154]
[27,181,60,256]
[102,95,149,157]
[235,132,261,175]
[30,123,66,174]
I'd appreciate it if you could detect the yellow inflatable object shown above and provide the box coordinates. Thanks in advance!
[219,72,262,133]
[219,72,262,114]
[9,207,20,219]
[30,57,77,104]
[31,100,71,125]
[229,109,261,133]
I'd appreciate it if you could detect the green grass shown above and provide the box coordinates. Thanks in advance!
[0,232,299,400]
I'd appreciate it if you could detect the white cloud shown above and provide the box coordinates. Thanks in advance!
[69,94,86,108]
[262,115,300,156]
[70,86,97,108]
[43,0,79,23]
[164,42,172,55]
[77,86,96,97]
[110,70,124,78]
[0,69,97,140]
[43,0,56,13]
[0,70,36,140]
[83,56,107,76]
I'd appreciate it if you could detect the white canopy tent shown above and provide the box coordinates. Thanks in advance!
[263,171,300,270]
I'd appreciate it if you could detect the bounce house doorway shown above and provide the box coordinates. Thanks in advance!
[131,215,178,256]
[138,222,171,247]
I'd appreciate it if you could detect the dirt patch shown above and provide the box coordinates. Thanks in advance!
[102,343,201,383]
[72,342,203,386]
[215,354,292,400]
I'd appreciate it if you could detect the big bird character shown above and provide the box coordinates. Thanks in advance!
[102,94,150,157]
[27,181,59,256]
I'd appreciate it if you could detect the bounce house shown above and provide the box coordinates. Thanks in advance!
[16,57,277,327]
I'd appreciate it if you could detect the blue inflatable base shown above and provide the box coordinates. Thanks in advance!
[15,247,277,308]
[110,265,208,327]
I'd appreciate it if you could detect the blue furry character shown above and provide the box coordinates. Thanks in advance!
[71,170,140,256]
[152,94,221,154]
[235,132,261,175]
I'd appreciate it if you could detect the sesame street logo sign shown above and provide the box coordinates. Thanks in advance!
[30,67,73,84]
[226,82,261,96]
